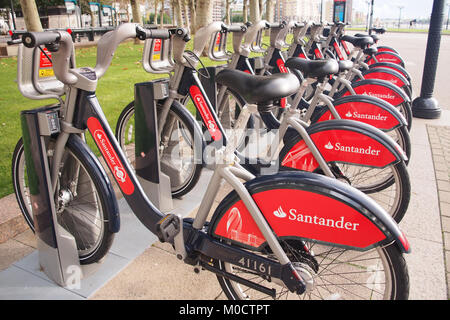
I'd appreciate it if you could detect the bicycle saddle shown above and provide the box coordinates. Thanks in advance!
[364,46,378,55]
[338,60,354,72]
[284,58,339,79]
[215,70,300,104]
[340,35,374,48]
[355,33,380,42]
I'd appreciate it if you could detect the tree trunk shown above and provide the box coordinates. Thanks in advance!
[188,0,196,34]
[258,0,263,20]
[160,0,164,27]
[243,0,248,23]
[172,0,184,27]
[19,0,42,31]
[195,0,212,33]
[130,0,142,43]
[130,0,142,23]
[183,0,190,31]
[224,0,231,25]
[249,0,260,23]
[264,0,274,36]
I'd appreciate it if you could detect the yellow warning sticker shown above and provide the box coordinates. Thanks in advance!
[153,54,161,61]
[39,69,54,78]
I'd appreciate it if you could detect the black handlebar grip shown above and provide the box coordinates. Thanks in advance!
[150,28,172,39]
[265,22,285,29]
[225,24,246,33]
[136,25,171,40]
[22,32,61,48]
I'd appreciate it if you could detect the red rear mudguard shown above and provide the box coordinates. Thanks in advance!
[358,68,411,98]
[312,95,407,132]
[366,51,405,68]
[369,62,412,85]
[376,45,400,55]
[339,79,410,108]
[280,119,407,172]
[209,171,410,253]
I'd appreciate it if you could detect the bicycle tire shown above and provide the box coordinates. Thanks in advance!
[115,99,204,198]
[12,136,116,264]
[212,177,409,300]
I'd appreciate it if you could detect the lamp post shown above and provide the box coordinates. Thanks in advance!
[446,3,450,29]
[397,5,404,29]
[368,0,374,34]
[412,0,445,119]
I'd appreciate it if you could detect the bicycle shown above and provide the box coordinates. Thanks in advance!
[196,21,411,222]
[14,23,411,300]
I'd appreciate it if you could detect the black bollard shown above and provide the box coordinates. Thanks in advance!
[412,0,445,119]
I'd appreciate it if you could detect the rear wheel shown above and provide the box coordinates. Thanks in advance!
[217,240,409,300]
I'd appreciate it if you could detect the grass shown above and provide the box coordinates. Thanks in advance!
[0,35,258,199]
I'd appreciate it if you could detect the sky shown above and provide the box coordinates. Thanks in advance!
[352,0,439,20]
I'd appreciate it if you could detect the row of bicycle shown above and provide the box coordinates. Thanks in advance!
[11,20,413,300]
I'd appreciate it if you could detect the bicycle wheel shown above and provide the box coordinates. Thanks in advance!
[217,240,409,300]
[116,99,203,198]
[12,136,115,264]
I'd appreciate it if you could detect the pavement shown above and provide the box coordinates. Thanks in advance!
[0,31,450,300]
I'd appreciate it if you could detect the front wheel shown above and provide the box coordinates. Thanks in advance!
[115,100,204,198]
[12,136,116,264]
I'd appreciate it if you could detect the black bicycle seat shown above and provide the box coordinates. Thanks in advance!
[215,70,300,104]
[340,35,374,48]
[284,58,339,79]
[355,33,380,43]
[364,46,378,55]
[338,60,354,72]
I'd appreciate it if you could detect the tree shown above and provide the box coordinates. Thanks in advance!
[249,0,259,23]
[130,0,142,24]
[182,0,189,30]
[224,0,232,24]
[19,0,42,31]
[195,0,212,32]
[188,0,195,34]
[130,0,141,43]
[264,0,273,35]
[171,0,183,27]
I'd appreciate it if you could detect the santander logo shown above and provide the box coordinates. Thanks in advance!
[344,110,388,122]
[324,141,381,156]
[190,86,222,141]
[88,117,134,195]
[273,206,287,218]
[361,90,396,101]
[272,206,360,231]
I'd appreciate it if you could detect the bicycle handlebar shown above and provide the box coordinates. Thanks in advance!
[222,24,247,33]
[22,31,61,49]
[136,25,171,40]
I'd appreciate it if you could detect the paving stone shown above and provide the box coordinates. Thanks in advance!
[443,216,450,233]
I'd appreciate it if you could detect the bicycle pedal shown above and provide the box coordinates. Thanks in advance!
[156,214,181,243]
